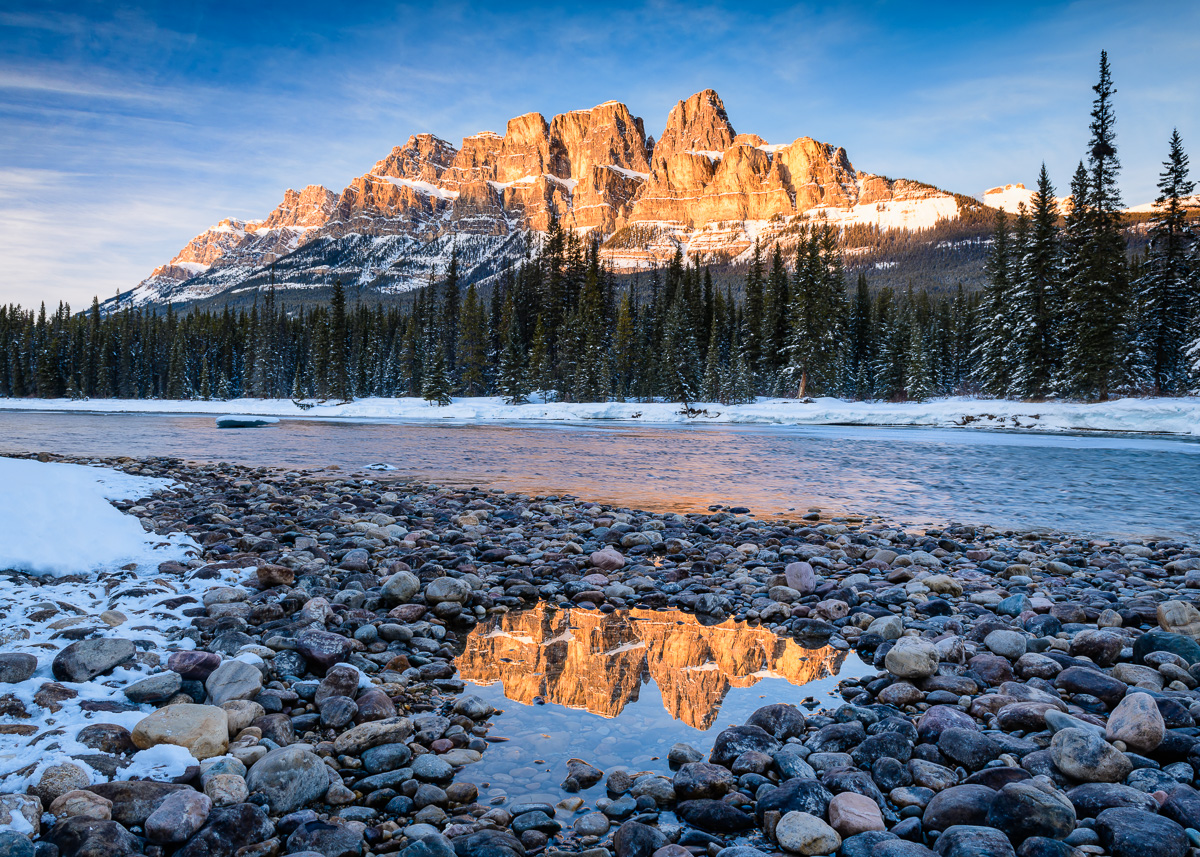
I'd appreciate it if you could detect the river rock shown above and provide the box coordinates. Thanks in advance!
[774,811,840,855]
[755,778,834,822]
[885,638,940,679]
[131,703,229,759]
[673,762,735,800]
[86,781,191,825]
[676,799,753,832]
[785,562,816,594]
[145,790,212,844]
[295,629,353,672]
[382,570,421,605]
[1065,783,1158,816]
[51,639,134,683]
[828,791,885,836]
[1158,601,1200,639]
[425,577,472,604]
[745,703,806,740]
[1050,727,1132,782]
[334,717,413,754]
[245,745,329,814]
[1105,692,1165,752]
[986,781,1075,842]
[932,825,1016,857]
[168,651,222,680]
[48,790,112,821]
[984,630,1027,660]
[204,660,262,705]
[613,820,667,857]
[709,725,781,767]
[921,785,996,831]
[177,802,274,857]
[124,671,183,703]
[287,820,364,857]
[0,654,37,684]
[1094,806,1187,857]
[31,764,89,805]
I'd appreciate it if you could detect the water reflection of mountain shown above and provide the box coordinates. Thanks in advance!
[455,605,848,729]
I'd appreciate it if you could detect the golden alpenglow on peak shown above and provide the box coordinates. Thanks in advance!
[455,604,848,730]
[121,88,964,307]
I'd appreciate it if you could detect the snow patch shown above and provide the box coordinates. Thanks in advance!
[0,457,194,576]
[372,175,460,200]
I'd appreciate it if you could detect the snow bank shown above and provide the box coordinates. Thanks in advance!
[2,395,1198,436]
[0,458,241,793]
[0,458,196,576]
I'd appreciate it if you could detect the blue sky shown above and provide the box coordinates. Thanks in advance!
[2,0,1198,306]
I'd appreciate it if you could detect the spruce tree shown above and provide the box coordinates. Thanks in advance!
[457,283,488,396]
[1011,165,1060,398]
[972,208,1015,396]
[498,293,530,405]
[421,328,453,406]
[612,292,637,401]
[1138,129,1197,393]
[1061,51,1131,399]
[441,249,461,380]
[743,241,765,383]
[328,279,351,402]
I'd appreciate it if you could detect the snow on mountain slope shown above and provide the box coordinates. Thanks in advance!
[119,89,998,309]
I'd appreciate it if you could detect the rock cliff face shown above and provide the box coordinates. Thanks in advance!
[455,604,847,729]
[124,89,973,307]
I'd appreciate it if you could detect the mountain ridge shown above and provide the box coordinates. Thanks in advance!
[114,89,1058,309]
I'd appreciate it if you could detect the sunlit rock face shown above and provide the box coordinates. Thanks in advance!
[128,88,965,306]
[456,605,847,729]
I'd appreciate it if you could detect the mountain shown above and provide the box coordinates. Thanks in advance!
[115,89,1013,309]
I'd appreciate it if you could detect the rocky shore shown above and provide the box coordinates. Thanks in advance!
[3,453,1200,857]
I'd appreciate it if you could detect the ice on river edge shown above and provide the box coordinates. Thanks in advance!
[2,394,1199,435]
[0,457,241,795]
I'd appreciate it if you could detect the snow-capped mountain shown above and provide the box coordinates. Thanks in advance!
[118,89,1020,309]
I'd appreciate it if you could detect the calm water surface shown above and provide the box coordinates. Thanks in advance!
[452,606,870,806]
[0,410,1196,537]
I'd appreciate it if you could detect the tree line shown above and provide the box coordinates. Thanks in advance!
[0,52,1196,406]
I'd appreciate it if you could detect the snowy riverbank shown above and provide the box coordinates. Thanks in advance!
[0,457,241,795]
[1,394,1199,435]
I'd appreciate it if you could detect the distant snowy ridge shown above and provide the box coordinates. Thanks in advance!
[3,396,1198,436]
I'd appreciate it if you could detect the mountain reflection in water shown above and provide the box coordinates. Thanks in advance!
[456,605,848,729]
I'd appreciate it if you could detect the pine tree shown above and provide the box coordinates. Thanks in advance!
[1060,51,1131,399]
[973,208,1015,396]
[457,283,488,396]
[441,248,461,382]
[421,327,453,406]
[498,292,530,405]
[528,316,552,401]
[743,241,765,384]
[572,246,610,402]
[845,273,874,398]
[782,225,845,397]
[1137,129,1197,394]
[612,292,637,401]
[762,243,789,380]
[1011,165,1060,398]
[328,280,351,401]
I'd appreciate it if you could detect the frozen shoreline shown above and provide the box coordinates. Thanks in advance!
[1,394,1198,436]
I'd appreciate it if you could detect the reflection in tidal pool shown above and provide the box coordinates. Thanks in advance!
[453,606,869,804]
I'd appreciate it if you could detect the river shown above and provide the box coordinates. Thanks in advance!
[0,410,1196,538]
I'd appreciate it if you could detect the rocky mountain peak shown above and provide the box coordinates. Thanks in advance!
[653,89,736,162]
[260,185,337,230]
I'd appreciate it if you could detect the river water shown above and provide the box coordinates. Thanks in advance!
[0,410,1197,538]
